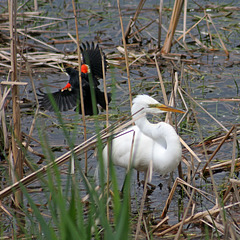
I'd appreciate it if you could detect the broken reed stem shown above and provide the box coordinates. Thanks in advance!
[71,0,87,175]
[117,0,132,108]
[124,0,146,41]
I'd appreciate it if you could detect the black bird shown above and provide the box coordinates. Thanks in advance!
[38,42,111,115]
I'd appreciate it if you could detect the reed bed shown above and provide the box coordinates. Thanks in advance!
[0,0,240,239]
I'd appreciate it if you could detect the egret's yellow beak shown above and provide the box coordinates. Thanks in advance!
[149,103,185,114]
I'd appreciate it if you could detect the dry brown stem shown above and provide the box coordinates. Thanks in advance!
[117,0,132,108]
[71,1,88,175]
[161,0,184,54]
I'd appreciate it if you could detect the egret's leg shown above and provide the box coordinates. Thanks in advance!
[141,172,156,191]
[137,171,140,185]
[167,172,174,192]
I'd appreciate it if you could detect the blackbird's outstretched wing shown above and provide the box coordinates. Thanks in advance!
[38,42,110,115]
[38,88,79,112]
[81,42,107,83]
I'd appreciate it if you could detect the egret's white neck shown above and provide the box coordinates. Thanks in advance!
[132,104,155,137]
[132,104,180,149]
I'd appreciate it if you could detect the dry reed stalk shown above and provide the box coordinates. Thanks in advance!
[223,179,240,204]
[0,136,96,200]
[134,165,150,240]
[0,52,11,62]
[117,46,146,65]
[161,178,178,218]
[158,0,163,49]
[229,179,240,203]
[204,158,240,177]
[124,0,146,42]
[161,0,184,54]
[208,167,227,230]
[183,157,191,188]
[180,137,201,163]
[150,216,169,233]
[154,54,168,104]
[200,215,225,235]
[0,87,11,111]
[188,32,208,50]
[183,0,187,44]
[0,81,27,86]
[71,1,88,175]
[211,129,240,143]
[0,87,9,149]
[127,19,156,40]
[177,87,189,127]
[200,98,240,103]
[0,112,145,200]
[1,50,79,71]
[174,189,195,240]
[157,202,240,237]
[19,50,41,172]
[143,217,150,240]
[34,0,38,11]
[117,0,132,108]
[0,201,13,218]
[165,71,179,124]
[161,177,215,218]
[202,125,235,174]
[17,30,60,52]
[169,73,184,178]
[207,14,229,58]
[230,126,237,177]
[177,14,206,42]
[180,87,228,132]
[204,10,213,47]
[101,48,110,220]
[8,0,24,232]
[0,11,41,18]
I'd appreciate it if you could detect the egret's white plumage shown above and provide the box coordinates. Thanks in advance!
[102,95,184,179]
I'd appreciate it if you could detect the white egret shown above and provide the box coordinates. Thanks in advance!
[102,95,184,181]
